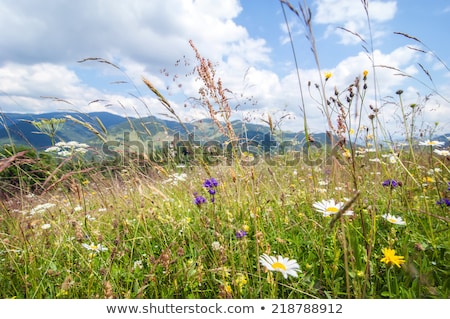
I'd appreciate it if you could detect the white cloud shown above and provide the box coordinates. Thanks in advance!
[314,0,397,45]
[0,0,448,140]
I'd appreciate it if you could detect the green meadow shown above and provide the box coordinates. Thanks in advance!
[0,0,449,299]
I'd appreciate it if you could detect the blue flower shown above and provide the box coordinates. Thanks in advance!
[436,198,450,206]
[382,179,401,188]
[202,178,218,203]
[235,230,248,239]
[203,178,219,188]
[194,195,207,205]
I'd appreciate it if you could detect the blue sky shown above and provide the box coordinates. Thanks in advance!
[0,0,449,137]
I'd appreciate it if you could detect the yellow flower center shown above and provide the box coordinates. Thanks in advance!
[388,218,397,223]
[326,206,339,213]
[90,244,98,250]
[272,262,287,271]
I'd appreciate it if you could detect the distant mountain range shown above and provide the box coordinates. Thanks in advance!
[0,111,310,150]
[0,111,448,151]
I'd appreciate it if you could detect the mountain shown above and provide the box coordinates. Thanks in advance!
[0,112,127,149]
[1,111,447,152]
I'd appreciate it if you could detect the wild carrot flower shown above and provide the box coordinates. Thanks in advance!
[381,214,406,225]
[313,199,354,217]
[259,254,301,279]
[419,140,445,147]
[30,203,56,215]
[41,223,51,230]
[380,248,405,268]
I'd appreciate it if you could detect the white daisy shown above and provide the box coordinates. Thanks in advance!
[82,243,108,253]
[434,149,450,156]
[259,254,301,279]
[381,213,406,225]
[312,199,354,217]
[419,140,444,147]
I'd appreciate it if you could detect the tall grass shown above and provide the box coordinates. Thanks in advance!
[0,0,449,299]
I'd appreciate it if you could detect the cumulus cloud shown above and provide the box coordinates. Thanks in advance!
[0,0,447,138]
[314,0,397,45]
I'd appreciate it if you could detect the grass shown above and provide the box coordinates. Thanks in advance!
[0,0,449,299]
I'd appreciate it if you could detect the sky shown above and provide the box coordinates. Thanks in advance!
[1,0,449,138]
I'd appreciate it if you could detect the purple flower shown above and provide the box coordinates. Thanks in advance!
[203,178,219,188]
[235,230,248,239]
[194,195,207,205]
[436,198,450,206]
[382,179,401,188]
[202,178,219,203]
[447,182,450,191]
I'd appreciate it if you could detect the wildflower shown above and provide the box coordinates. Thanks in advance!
[203,178,218,188]
[85,214,96,221]
[381,214,406,225]
[211,241,222,251]
[202,177,218,203]
[312,199,354,217]
[194,195,207,205]
[419,140,445,147]
[133,260,143,270]
[46,141,89,156]
[82,243,108,253]
[235,273,248,291]
[324,72,332,80]
[448,182,450,191]
[164,173,188,185]
[235,230,248,239]
[259,254,301,279]
[382,179,402,188]
[342,149,351,158]
[30,203,56,215]
[41,223,51,230]
[223,283,232,296]
[242,224,250,232]
[380,248,405,268]
[436,198,450,206]
[74,205,83,212]
[434,149,450,156]
[44,146,60,153]
[363,70,368,77]
[423,176,435,184]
